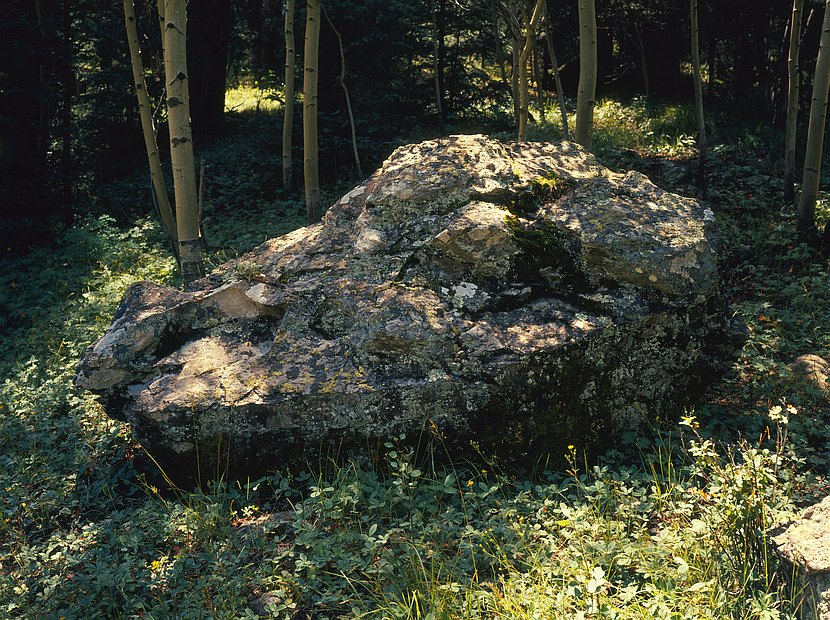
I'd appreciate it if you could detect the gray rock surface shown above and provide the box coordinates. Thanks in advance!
[76,135,739,480]
[790,354,830,391]
[772,496,830,619]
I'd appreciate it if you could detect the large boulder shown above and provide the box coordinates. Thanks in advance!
[76,135,738,480]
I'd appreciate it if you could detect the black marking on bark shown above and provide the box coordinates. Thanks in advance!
[172,137,191,146]
[168,97,183,107]
[176,72,187,82]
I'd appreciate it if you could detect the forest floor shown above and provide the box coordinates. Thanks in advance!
[1,96,829,619]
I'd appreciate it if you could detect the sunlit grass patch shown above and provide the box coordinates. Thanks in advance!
[591,98,698,159]
[526,97,701,162]
[225,84,284,114]
[816,192,830,229]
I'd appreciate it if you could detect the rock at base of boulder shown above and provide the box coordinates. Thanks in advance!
[790,354,830,392]
[772,496,830,620]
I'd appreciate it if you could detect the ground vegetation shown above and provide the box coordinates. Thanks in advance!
[2,1,830,615]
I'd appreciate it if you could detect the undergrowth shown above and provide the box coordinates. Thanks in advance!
[1,95,829,618]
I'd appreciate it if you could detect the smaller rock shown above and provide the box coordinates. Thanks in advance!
[771,495,830,619]
[233,510,293,539]
[249,591,286,617]
[790,354,829,391]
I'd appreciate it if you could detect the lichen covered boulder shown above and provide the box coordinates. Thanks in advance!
[76,135,739,480]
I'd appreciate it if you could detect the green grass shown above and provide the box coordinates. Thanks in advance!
[1,97,829,618]
[225,84,284,114]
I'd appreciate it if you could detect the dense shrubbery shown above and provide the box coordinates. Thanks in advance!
[1,96,829,618]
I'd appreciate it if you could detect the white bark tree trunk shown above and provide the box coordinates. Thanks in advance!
[163,0,204,286]
[575,0,597,150]
[303,0,322,223]
[798,0,830,238]
[123,0,177,249]
[283,0,296,190]
[785,0,805,203]
[691,0,707,196]
[518,0,545,142]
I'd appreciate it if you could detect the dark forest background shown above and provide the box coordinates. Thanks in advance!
[0,0,813,224]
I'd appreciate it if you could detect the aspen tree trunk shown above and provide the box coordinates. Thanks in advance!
[511,43,520,129]
[497,1,524,130]
[283,0,296,190]
[156,0,166,42]
[303,0,322,223]
[123,0,177,248]
[533,37,546,124]
[518,0,545,142]
[798,0,830,238]
[691,0,707,197]
[163,0,204,286]
[432,0,446,134]
[60,0,72,220]
[517,5,530,141]
[517,45,530,140]
[543,0,569,139]
[449,29,462,112]
[785,0,805,204]
[324,8,362,179]
[575,0,597,149]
